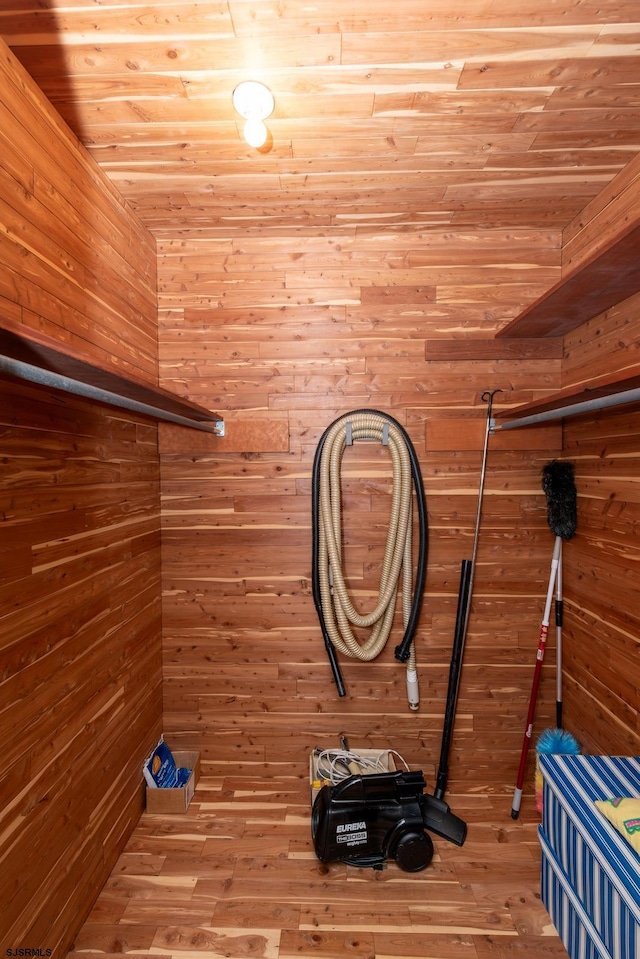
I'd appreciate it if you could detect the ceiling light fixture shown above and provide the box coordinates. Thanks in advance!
[232,80,275,148]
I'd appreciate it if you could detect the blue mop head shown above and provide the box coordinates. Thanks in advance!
[535,728,581,813]
[536,727,581,756]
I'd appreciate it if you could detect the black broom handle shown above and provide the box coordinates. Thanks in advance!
[435,559,472,800]
[433,389,501,801]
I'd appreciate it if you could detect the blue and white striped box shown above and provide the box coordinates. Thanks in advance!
[538,754,640,959]
[541,828,614,959]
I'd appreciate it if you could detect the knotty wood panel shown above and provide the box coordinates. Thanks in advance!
[559,294,640,756]
[496,223,640,338]
[156,227,565,833]
[1,7,638,956]
[0,38,157,385]
[498,153,640,337]
[66,768,567,959]
[5,5,640,237]
[158,416,290,454]
[0,44,163,959]
[0,380,163,957]
[562,149,640,275]
[427,417,561,451]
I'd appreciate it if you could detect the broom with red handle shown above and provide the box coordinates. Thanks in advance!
[510,461,577,820]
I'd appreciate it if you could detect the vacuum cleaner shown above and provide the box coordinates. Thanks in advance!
[312,767,467,872]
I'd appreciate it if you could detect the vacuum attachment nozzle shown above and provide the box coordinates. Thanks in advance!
[542,460,577,540]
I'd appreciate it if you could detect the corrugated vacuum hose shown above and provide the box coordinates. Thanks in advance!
[311,410,427,709]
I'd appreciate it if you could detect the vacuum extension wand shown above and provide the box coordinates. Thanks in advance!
[434,389,501,801]
[434,559,471,800]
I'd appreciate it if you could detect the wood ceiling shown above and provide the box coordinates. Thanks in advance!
[2,1,640,238]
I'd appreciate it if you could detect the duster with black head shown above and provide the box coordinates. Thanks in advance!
[542,460,577,540]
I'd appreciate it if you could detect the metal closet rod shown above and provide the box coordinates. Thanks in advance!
[0,354,224,434]
[491,387,640,432]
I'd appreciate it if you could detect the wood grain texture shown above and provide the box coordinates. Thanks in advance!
[559,294,640,756]
[1,7,639,958]
[0,325,221,425]
[159,417,290,453]
[3,5,640,236]
[498,152,640,337]
[0,380,163,958]
[155,229,566,829]
[0,39,157,383]
[0,49,163,959]
[426,417,561,451]
[67,767,567,959]
[497,226,640,337]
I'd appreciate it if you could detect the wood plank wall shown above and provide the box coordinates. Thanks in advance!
[2,22,638,953]
[560,292,640,755]
[0,40,157,384]
[156,227,569,812]
[0,384,163,956]
[0,40,163,957]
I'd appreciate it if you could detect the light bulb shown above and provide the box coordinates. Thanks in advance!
[233,81,274,120]
[243,117,268,148]
[232,81,274,147]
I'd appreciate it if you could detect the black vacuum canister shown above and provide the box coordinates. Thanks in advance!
[311,769,466,872]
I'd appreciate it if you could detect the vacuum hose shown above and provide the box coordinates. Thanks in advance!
[311,410,428,709]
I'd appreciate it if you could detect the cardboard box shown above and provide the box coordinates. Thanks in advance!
[145,749,200,814]
[310,748,397,804]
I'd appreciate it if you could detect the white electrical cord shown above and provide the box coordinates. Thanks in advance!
[313,748,411,785]
[315,411,420,709]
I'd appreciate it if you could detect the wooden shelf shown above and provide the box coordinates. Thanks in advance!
[0,326,223,434]
[493,165,640,429]
[496,223,640,339]
[492,373,640,431]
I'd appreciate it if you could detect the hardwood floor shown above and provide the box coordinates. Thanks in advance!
[68,763,568,959]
